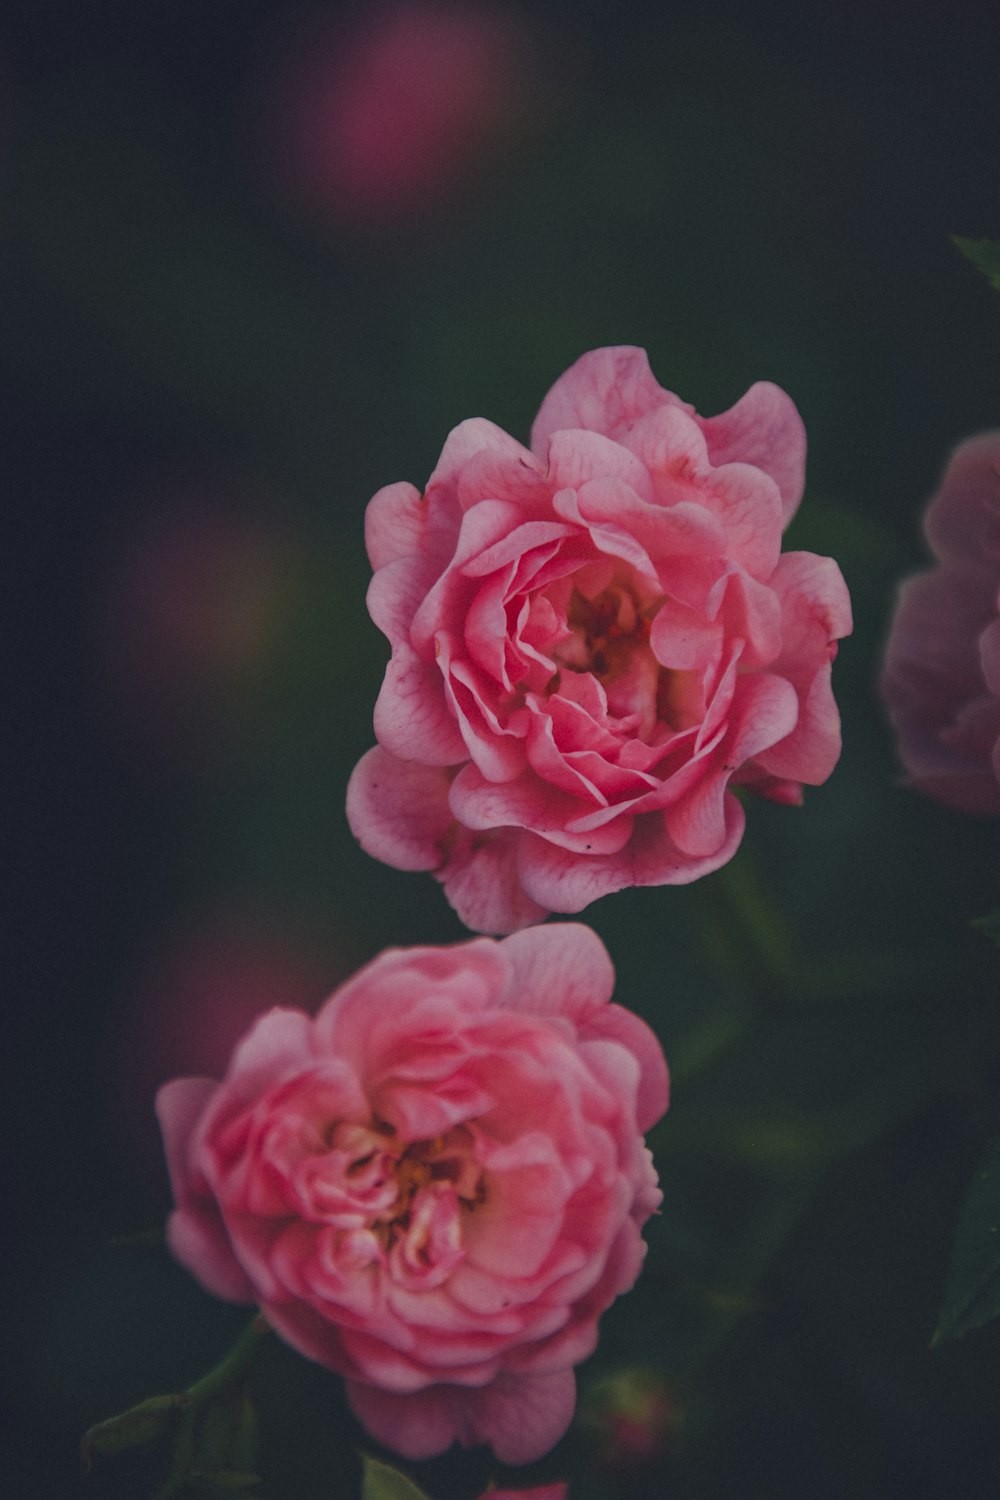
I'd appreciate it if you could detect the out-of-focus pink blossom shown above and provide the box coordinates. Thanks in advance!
[157,924,667,1463]
[580,1366,678,1470]
[264,1,538,227]
[100,482,298,764]
[483,1485,568,1500]
[347,345,852,933]
[881,431,1000,813]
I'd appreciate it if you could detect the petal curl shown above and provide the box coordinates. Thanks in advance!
[531,346,682,454]
[697,381,806,525]
[346,747,453,871]
[498,922,616,1021]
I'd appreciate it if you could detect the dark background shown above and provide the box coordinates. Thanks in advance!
[6,2,1000,1496]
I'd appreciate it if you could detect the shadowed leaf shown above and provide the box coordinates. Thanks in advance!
[935,1135,1000,1344]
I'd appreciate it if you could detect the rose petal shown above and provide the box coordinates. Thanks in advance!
[346,746,454,870]
[697,380,807,525]
[440,828,549,934]
[923,430,1000,567]
[373,644,468,764]
[531,346,682,454]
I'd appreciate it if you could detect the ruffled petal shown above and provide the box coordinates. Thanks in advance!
[374,644,467,764]
[517,795,745,914]
[531,346,682,454]
[440,828,549,934]
[696,380,806,526]
[923,430,1000,567]
[346,746,454,870]
[498,922,616,1021]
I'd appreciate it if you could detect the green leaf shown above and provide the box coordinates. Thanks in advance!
[971,909,1000,948]
[360,1455,435,1500]
[187,1471,262,1495]
[953,236,1000,291]
[935,1135,1000,1344]
[81,1393,189,1467]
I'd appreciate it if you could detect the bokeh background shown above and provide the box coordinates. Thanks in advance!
[7,1,1000,1496]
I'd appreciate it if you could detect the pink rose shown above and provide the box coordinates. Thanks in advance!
[157,924,667,1464]
[347,346,852,933]
[881,431,1000,813]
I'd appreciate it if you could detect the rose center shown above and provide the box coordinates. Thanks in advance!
[345,1125,485,1247]
[555,585,653,680]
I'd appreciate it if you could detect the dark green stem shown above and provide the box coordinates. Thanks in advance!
[155,1315,268,1499]
[184,1315,268,1406]
[702,848,800,1005]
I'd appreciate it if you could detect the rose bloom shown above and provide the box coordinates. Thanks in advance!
[347,346,852,933]
[264,0,533,228]
[157,924,667,1463]
[881,431,1000,813]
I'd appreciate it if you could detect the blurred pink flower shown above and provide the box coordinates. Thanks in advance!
[347,346,852,933]
[580,1366,678,1470]
[100,481,297,764]
[484,1485,568,1500]
[881,431,1000,813]
[265,1,538,227]
[157,924,667,1463]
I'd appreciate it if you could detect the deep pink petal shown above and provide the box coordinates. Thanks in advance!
[365,481,424,570]
[703,462,783,577]
[156,1077,218,1204]
[498,922,616,1021]
[569,465,726,562]
[464,1369,578,1463]
[649,595,723,672]
[346,1369,576,1463]
[727,672,801,766]
[429,419,539,508]
[440,828,549,934]
[373,645,467,764]
[223,1007,315,1098]
[449,764,628,854]
[517,795,745,914]
[756,660,842,785]
[619,402,710,488]
[346,746,454,871]
[545,428,655,502]
[579,1005,670,1132]
[459,519,575,580]
[531,346,681,454]
[445,653,529,781]
[346,1381,466,1458]
[166,1205,256,1303]
[696,381,806,525]
[769,551,853,668]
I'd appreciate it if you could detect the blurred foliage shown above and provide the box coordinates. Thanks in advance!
[361,1456,433,1500]
[8,2,1000,1498]
[954,236,1000,293]
[936,1135,1000,1346]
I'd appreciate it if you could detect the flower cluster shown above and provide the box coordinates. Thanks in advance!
[347,346,851,933]
[154,346,852,1479]
[158,925,666,1463]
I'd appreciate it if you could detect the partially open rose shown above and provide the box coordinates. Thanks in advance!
[157,924,666,1463]
[347,346,851,933]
